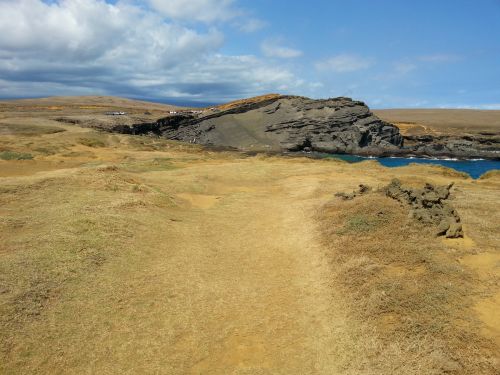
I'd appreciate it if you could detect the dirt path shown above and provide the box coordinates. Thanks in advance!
[168,171,339,373]
[2,161,354,374]
[128,164,347,373]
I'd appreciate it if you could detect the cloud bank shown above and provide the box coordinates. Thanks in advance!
[0,0,299,103]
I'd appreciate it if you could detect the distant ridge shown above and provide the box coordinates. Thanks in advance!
[0,95,184,111]
[215,93,282,111]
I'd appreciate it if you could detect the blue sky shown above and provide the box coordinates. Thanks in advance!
[0,0,499,108]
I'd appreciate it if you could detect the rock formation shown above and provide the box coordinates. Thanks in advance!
[335,179,463,238]
[402,133,500,159]
[384,179,463,238]
[111,96,403,155]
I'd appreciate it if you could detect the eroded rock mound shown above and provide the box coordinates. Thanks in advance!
[112,96,403,154]
[384,179,463,238]
[262,97,403,154]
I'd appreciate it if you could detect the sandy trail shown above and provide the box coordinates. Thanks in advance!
[7,162,349,374]
[137,165,344,373]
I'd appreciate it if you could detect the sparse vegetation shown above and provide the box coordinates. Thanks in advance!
[480,169,500,179]
[78,136,106,147]
[317,193,499,374]
[0,150,34,160]
[0,122,65,136]
[340,213,382,233]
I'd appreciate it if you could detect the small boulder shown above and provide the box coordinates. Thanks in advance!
[446,222,463,238]
[358,184,371,194]
[437,219,451,236]
[335,192,355,200]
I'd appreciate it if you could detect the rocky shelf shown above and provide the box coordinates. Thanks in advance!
[88,95,499,160]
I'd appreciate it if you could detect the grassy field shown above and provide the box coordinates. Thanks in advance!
[0,99,499,374]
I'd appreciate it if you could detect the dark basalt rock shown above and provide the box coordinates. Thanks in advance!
[260,97,403,153]
[110,114,195,137]
[112,96,403,154]
[402,134,500,159]
[384,179,463,238]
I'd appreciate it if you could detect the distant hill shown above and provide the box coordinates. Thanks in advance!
[0,95,184,112]
[374,108,500,136]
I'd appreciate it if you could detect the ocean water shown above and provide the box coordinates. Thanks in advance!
[320,154,500,179]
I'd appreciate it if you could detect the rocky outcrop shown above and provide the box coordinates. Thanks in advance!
[402,134,500,159]
[260,97,403,154]
[111,96,403,154]
[103,94,499,159]
[384,179,463,238]
[333,179,463,237]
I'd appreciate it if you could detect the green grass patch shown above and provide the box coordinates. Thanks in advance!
[340,214,381,234]
[0,151,34,160]
[78,137,107,148]
[0,123,65,136]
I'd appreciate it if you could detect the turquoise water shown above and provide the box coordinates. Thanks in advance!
[320,154,500,179]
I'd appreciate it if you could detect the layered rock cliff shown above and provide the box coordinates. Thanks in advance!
[112,95,403,155]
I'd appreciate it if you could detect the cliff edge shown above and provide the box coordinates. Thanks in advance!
[115,95,403,155]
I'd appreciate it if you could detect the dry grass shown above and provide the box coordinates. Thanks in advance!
[0,122,65,136]
[0,99,498,373]
[77,136,107,148]
[316,191,499,374]
[480,170,500,180]
[215,93,281,111]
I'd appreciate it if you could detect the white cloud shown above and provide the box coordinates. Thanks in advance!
[315,54,373,73]
[0,0,304,102]
[474,104,500,110]
[236,18,267,33]
[418,54,461,63]
[147,0,238,23]
[393,62,417,74]
[437,103,500,110]
[261,39,302,59]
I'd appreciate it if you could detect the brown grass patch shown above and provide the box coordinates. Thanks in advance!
[77,136,107,148]
[0,122,65,136]
[316,192,499,374]
[480,170,500,180]
[215,93,281,111]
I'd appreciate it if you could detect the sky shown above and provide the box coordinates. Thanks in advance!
[0,0,499,108]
